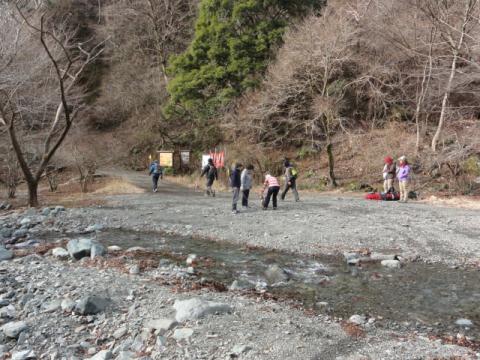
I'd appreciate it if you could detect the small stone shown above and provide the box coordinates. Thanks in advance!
[113,326,128,339]
[156,335,167,348]
[107,245,122,252]
[61,298,76,312]
[264,264,290,284]
[349,314,367,325]
[174,298,232,322]
[129,265,140,275]
[455,318,473,327]
[54,206,65,212]
[186,254,197,266]
[0,304,16,319]
[75,296,110,315]
[11,349,36,360]
[52,248,69,259]
[42,300,62,313]
[85,224,104,233]
[381,260,401,269]
[87,350,112,360]
[125,246,146,253]
[41,208,51,216]
[117,351,135,360]
[12,228,28,239]
[230,344,252,356]
[2,321,28,338]
[0,247,13,262]
[172,328,193,341]
[90,242,106,259]
[144,319,177,333]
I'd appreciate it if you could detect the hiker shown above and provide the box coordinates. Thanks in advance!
[397,155,411,202]
[382,156,396,193]
[281,160,299,202]
[262,171,280,210]
[200,158,218,196]
[241,164,254,209]
[230,162,243,214]
[149,160,163,193]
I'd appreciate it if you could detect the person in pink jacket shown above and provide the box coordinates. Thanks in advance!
[262,172,280,210]
[396,156,411,202]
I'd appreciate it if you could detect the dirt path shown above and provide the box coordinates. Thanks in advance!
[90,170,480,266]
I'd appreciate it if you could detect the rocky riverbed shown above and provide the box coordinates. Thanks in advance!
[1,176,480,359]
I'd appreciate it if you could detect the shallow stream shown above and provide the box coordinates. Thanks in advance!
[54,229,480,337]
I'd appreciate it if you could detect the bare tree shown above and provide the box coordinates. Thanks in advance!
[421,0,479,152]
[0,3,103,207]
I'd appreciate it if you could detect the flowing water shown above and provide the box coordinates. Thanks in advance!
[57,230,480,336]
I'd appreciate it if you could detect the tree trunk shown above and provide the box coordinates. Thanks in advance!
[326,142,337,188]
[27,180,39,207]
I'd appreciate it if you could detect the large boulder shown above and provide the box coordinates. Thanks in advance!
[67,238,93,260]
[264,264,290,284]
[173,298,231,323]
[90,243,106,259]
[2,321,28,338]
[75,295,111,315]
[0,247,13,262]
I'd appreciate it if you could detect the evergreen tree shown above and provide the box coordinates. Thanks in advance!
[166,0,324,120]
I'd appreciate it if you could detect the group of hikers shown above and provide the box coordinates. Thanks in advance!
[148,153,412,212]
[382,155,411,202]
[200,158,300,214]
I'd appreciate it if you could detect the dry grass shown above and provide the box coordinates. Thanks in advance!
[94,178,145,195]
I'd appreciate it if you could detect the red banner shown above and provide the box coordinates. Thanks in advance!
[209,151,225,168]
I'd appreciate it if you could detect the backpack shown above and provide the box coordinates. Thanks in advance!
[290,167,298,178]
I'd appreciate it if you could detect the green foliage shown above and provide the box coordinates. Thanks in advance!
[462,155,480,176]
[166,0,323,120]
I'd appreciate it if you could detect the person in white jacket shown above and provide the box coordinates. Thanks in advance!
[240,164,254,209]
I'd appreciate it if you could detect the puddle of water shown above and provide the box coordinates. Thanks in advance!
[44,229,480,336]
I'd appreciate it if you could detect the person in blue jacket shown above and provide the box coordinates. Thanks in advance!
[149,160,163,192]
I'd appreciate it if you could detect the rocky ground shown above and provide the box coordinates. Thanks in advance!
[0,173,479,359]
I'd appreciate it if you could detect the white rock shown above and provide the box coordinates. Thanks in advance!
[117,351,135,360]
[2,321,28,338]
[0,304,16,319]
[231,344,252,356]
[87,350,112,360]
[107,245,122,252]
[349,314,367,325]
[125,247,146,253]
[12,349,35,360]
[173,298,232,322]
[455,318,473,327]
[52,247,69,259]
[381,259,401,269]
[61,298,76,312]
[90,242,106,259]
[144,319,177,333]
[129,265,140,275]
[172,328,193,341]
[186,254,197,266]
[113,326,128,339]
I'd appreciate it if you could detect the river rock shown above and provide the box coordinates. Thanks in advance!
[11,349,36,360]
[186,254,197,266]
[85,224,104,233]
[125,246,146,253]
[349,314,367,325]
[12,229,27,239]
[264,264,290,284]
[42,300,62,313]
[0,304,16,319]
[0,345,7,356]
[87,350,112,360]
[107,245,122,252]
[90,242,106,259]
[144,319,177,333]
[370,253,397,261]
[75,295,111,315]
[129,265,140,275]
[52,247,69,259]
[172,328,193,341]
[0,247,13,262]
[231,344,252,356]
[61,298,76,312]
[229,279,254,291]
[113,326,128,339]
[41,208,51,216]
[174,298,232,322]
[381,259,401,269]
[117,351,135,360]
[2,321,28,338]
[67,238,93,259]
[455,318,473,327]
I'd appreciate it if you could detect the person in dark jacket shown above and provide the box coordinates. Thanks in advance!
[281,160,300,202]
[230,162,243,214]
[149,160,163,192]
[200,158,218,196]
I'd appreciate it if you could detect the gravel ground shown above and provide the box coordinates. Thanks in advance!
[1,172,479,359]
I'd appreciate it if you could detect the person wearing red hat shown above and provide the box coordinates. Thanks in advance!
[382,156,396,193]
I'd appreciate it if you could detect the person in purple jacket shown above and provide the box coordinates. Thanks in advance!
[396,156,411,202]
